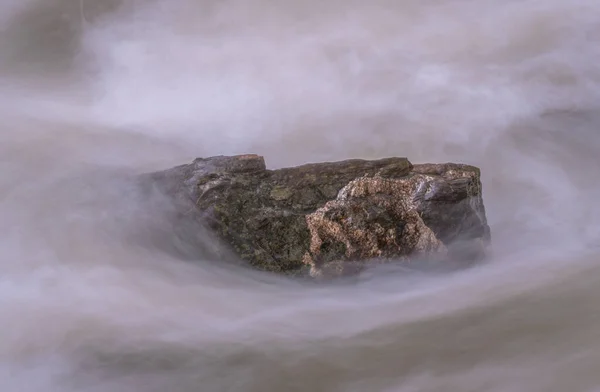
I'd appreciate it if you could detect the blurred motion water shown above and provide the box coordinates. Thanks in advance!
[1,0,600,390]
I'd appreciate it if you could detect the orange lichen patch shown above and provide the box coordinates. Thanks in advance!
[304,175,446,278]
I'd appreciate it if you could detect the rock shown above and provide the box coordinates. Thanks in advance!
[147,155,491,279]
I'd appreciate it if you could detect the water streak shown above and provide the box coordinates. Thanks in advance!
[1,0,600,390]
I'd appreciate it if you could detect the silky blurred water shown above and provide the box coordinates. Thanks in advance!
[1,0,600,391]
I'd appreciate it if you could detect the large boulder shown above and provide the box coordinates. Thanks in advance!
[147,155,491,278]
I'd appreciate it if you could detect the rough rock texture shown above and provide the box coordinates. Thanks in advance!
[148,155,491,278]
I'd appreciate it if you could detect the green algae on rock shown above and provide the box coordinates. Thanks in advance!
[148,155,491,278]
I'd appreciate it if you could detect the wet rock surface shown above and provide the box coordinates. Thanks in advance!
[147,155,491,278]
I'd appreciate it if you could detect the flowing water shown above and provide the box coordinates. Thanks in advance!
[2,0,600,390]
